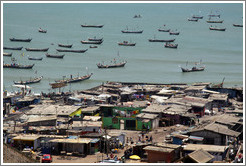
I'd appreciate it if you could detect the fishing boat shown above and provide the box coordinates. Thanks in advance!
[209,26,226,31]
[208,14,220,18]
[97,60,127,68]
[121,30,143,33]
[233,24,243,27]
[13,76,43,85]
[58,43,73,48]
[55,73,93,84]
[118,41,136,46]
[180,60,205,72]
[133,14,142,18]
[164,42,178,48]
[211,77,225,88]
[3,52,12,57]
[3,46,23,50]
[192,15,203,19]
[50,82,67,89]
[56,49,88,53]
[206,20,223,23]
[81,24,104,28]
[9,38,32,42]
[188,18,198,22]
[25,48,49,52]
[3,63,34,69]
[149,39,175,42]
[158,28,170,32]
[28,56,43,60]
[90,46,98,48]
[38,28,47,33]
[46,53,65,58]
[181,66,205,72]
[88,37,103,41]
[81,40,103,44]
[169,31,180,35]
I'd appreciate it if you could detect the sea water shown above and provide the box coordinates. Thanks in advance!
[2,3,244,93]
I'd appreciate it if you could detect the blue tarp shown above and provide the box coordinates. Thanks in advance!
[90,138,100,143]
[67,136,78,139]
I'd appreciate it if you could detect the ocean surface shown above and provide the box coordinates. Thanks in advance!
[2,3,244,93]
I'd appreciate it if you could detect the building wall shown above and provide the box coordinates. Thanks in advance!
[190,130,225,145]
[146,150,174,163]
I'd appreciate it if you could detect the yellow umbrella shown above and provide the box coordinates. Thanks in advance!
[129,155,141,160]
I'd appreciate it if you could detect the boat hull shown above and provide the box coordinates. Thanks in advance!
[97,62,126,68]
[56,49,88,53]
[14,76,43,85]
[46,53,65,58]
[25,48,49,52]
[3,47,23,50]
[3,64,34,69]
[58,44,73,48]
[55,73,93,83]
[9,38,32,42]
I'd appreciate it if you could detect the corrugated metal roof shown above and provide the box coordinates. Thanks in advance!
[49,138,92,144]
[13,135,40,141]
[183,144,228,153]
[143,146,174,153]
[187,149,214,163]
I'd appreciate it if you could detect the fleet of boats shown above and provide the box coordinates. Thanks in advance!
[13,76,43,85]
[3,11,242,88]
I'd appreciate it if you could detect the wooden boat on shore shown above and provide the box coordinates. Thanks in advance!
[188,18,198,22]
[97,60,127,68]
[81,24,104,28]
[58,43,73,48]
[164,42,178,48]
[9,38,32,42]
[14,76,43,85]
[38,28,47,33]
[149,39,175,42]
[169,31,180,35]
[3,63,34,69]
[55,73,93,83]
[56,49,88,53]
[28,56,43,60]
[206,20,223,23]
[3,46,23,50]
[209,26,226,31]
[88,37,103,41]
[3,52,12,57]
[211,77,225,88]
[118,41,136,46]
[46,53,65,58]
[25,48,49,52]
[50,82,67,89]
[81,40,103,44]
[233,24,243,27]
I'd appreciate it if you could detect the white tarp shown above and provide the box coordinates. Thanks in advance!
[12,84,32,89]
